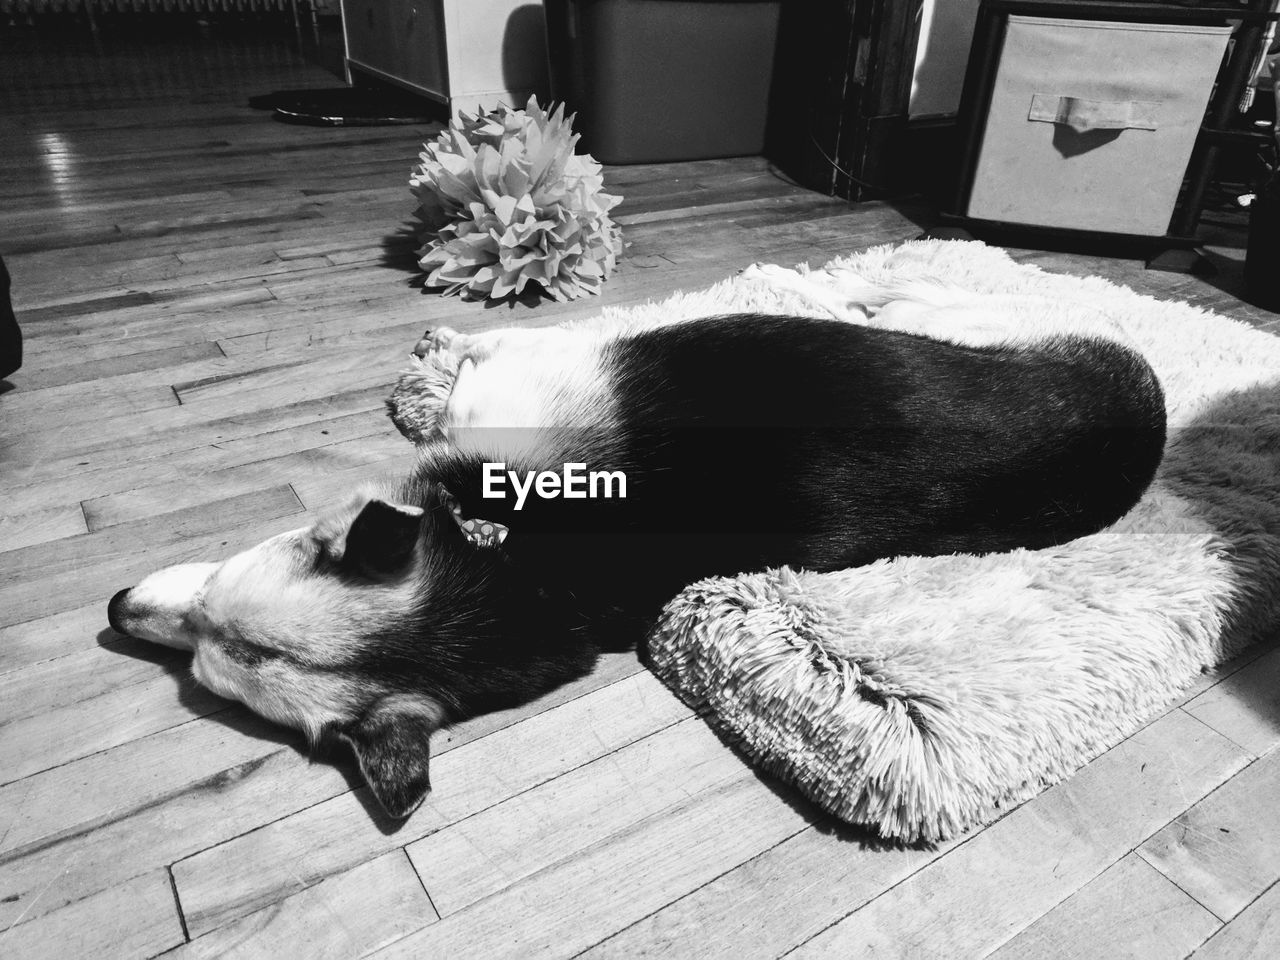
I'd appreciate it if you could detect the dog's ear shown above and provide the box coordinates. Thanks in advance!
[344,499,423,577]
[341,694,445,819]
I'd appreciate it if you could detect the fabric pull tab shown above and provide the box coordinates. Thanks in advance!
[1028,94,1160,133]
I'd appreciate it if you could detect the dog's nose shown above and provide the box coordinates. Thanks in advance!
[107,587,133,634]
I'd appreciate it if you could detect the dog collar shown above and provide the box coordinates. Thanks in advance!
[437,484,509,548]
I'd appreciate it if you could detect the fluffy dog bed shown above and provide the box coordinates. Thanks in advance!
[391,240,1280,842]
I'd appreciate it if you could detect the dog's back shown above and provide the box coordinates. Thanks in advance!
[427,313,1166,637]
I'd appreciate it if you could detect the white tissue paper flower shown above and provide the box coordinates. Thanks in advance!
[410,97,623,301]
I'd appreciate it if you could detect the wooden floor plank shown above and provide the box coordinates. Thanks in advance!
[17,305,277,369]
[207,211,918,363]
[0,668,226,787]
[7,339,224,392]
[0,636,182,727]
[30,278,405,357]
[372,775,813,960]
[0,707,297,864]
[5,199,324,261]
[167,851,436,960]
[13,289,160,326]
[0,516,321,672]
[0,512,306,636]
[784,710,1249,959]
[0,504,88,554]
[985,853,1220,960]
[1,385,391,496]
[0,731,347,932]
[579,824,959,960]
[10,246,332,306]
[583,681,1263,960]
[19,286,272,348]
[172,666,677,938]
[406,717,750,917]
[1138,750,1280,921]
[0,868,184,960]
[1191,879,1280,960]
[0,603,131,677]
[0,485,301,585]
[0,374,179,425]
[0,487,305,626]
[1181,648,1280,757]
[288,455,415,513]
[80,432,404,531]
[168,346,405,419]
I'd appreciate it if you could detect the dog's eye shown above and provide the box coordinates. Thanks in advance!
[220,637,282,667]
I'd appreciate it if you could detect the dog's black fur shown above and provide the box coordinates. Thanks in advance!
[354,314,1167,727]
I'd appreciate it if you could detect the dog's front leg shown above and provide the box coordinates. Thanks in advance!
[390,325,528,445]
[740,263,875,322]
[386,344,461,445]
[413,325,571,365]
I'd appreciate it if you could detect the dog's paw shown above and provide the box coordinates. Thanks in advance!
[387,350,461,444]
[741,262,779,282]
[741,262,805,284]
[412,326,462,359]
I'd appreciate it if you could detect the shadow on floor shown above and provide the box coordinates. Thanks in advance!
[381,222,423,274]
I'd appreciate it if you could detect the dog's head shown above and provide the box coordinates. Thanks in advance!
[107,491,446,819]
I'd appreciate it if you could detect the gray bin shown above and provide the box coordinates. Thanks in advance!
[545,0,781,164]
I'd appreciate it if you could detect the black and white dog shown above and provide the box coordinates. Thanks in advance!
[107,265,1167,818]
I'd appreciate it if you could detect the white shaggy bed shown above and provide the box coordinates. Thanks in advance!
[391,239,1280,843]
[637,240,1280,843]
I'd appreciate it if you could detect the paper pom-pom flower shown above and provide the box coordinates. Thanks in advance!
[410,97,623,301]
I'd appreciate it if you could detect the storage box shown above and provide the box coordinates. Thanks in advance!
[965,16,1231,236]
[545,0,781,164]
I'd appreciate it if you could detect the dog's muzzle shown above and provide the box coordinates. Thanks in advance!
[104,561,216,650]
[107,587,132,635]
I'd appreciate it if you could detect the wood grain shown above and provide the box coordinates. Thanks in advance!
[786,710,1249,959]
[0,869,183,960]
[0,603,131,677]
[0,737,350,932]
[1,385,391,503]
[985,853,1220,960]
[580,823,959,960]
[0,503,88,553]
[172,669,686,938]
[1191,879,1280,960]
[0,637,173,727]
[0,669,228,786]
[1181,647,1280,757]
[0,707,302,866]
[372,775,814,960]
[1139,749,1280,921]
[79,432,404,531]
[0,490,306,627]
[167,852,436,960]
[406,717,750,917]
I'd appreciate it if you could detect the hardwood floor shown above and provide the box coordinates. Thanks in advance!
[2,22,1280,960]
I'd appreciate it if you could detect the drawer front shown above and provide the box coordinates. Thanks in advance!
[966,17,1231,236]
